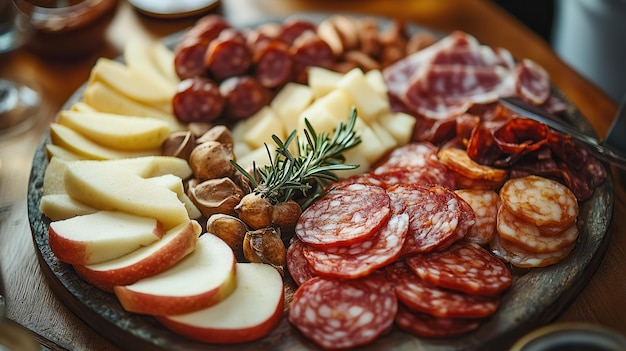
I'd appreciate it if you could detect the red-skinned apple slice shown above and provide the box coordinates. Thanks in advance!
[49,210,165,265]
[74,220,200,292]
[113,233,237,316]
[157,262,284,344]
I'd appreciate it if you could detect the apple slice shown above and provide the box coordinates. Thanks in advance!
[157,263,284,344]
[74,220,200,292]
[113,233,237,316]
[40,194,97,221]
[64,158,191,229]
[49,210,164,265]
[50,123,160,160]
[58,110,171,151]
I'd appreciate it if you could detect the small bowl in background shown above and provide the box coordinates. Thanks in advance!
[510,323,626,351]
[21,0,118,58]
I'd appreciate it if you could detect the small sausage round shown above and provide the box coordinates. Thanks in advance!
[172,77,225,123]
[219,75,271,120]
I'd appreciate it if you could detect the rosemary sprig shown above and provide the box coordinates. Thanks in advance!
[231,107,362,207]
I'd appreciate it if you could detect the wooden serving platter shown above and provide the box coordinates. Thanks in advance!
[27,13,614,351]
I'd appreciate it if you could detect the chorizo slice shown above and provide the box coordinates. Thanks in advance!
[288,273,397,350]
[301,193,409,279]
[499,175,578,228]
[395,304,481,338]
[406,241,512,296]
[385,262,499,319]
[204,29,252,81]
[295,183,391,248]
[219,75,271,120]
[172,77,225,123]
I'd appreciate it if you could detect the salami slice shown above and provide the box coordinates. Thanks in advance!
[375,168,453,190]
[374,142,439,173]
[385,262,499,319]
[455,189,500,245]
[219,75,271,120]
[497,207,579,253]
[302,193,409,279]
[406,241,512,296]
[491,232,575,268]
[295,183,391,248]
[173,38,209,80]
[500,175,578,228]
[288,273,397,350]
[286,238,316,286]
[204,29,252,82]
[395,304,481,338]
[387,184,468,255]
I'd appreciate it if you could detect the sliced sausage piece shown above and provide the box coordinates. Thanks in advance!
[288,273,397,350]
[499,175,578,228]
[395,304,481,338]
[387,184,470,255]
[455,189,500,245]
[253,40,294,89]
[286,238,316,286]
[219,75,271,120]
[374,142,439,173]
[295,183,392,248]
[406,241,512,296]
[496,207,579,253]
[490,232,576,268]
[278,17,318,45]
[385,261,499,319]
[173,38,210,80]
[301,193,409,279]
[180,14,230,43]
[172,77,225,123]
[204,29,252,81]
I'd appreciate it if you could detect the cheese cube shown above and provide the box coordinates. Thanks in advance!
[270,82,314,134]
[379,112,417,145]
[336,68,389,122]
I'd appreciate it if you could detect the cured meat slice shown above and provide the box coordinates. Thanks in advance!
[455,189,500,245]
[387,184,470,255]
[172,77,225,123]
[328,173,386,190]
[288,273,397,350]
[204,29,252,82]
[253,40,294,89]
[437,147,508,190]
[374,142,439,173]
[433,193,475,252]
[219,76,271,120]
[173,38,210,80]
[286,238,316,286]
[302,194,409,279]
[395,304,481,338]
[406,241,512,296]
[295,183,391,248]
[385,262,499,319]
[375,168,452,190]
[496,207,579,253]
[514,58,551,105]
[491,232,575,268]
[499,175,578,228]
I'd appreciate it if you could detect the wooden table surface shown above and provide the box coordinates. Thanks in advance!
[1,0,624,350]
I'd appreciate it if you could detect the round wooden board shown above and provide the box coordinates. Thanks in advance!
[27,13,614,351]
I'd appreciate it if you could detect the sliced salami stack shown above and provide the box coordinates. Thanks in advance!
[491,175,579,268]
[287,161,513,349]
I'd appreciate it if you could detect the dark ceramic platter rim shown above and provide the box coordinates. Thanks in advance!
[27,12,614,351]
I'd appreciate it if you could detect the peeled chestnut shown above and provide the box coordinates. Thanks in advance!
[188,177,244,217]
[243,227,286,275]
[196,125,234,145]
[161,131,196,160]
[235,192,273,229]
[206,213,248,260]
[189,141,235,181]
[271,200,302,235]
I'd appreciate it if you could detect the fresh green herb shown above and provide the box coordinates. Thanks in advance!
[231,107,361,208]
